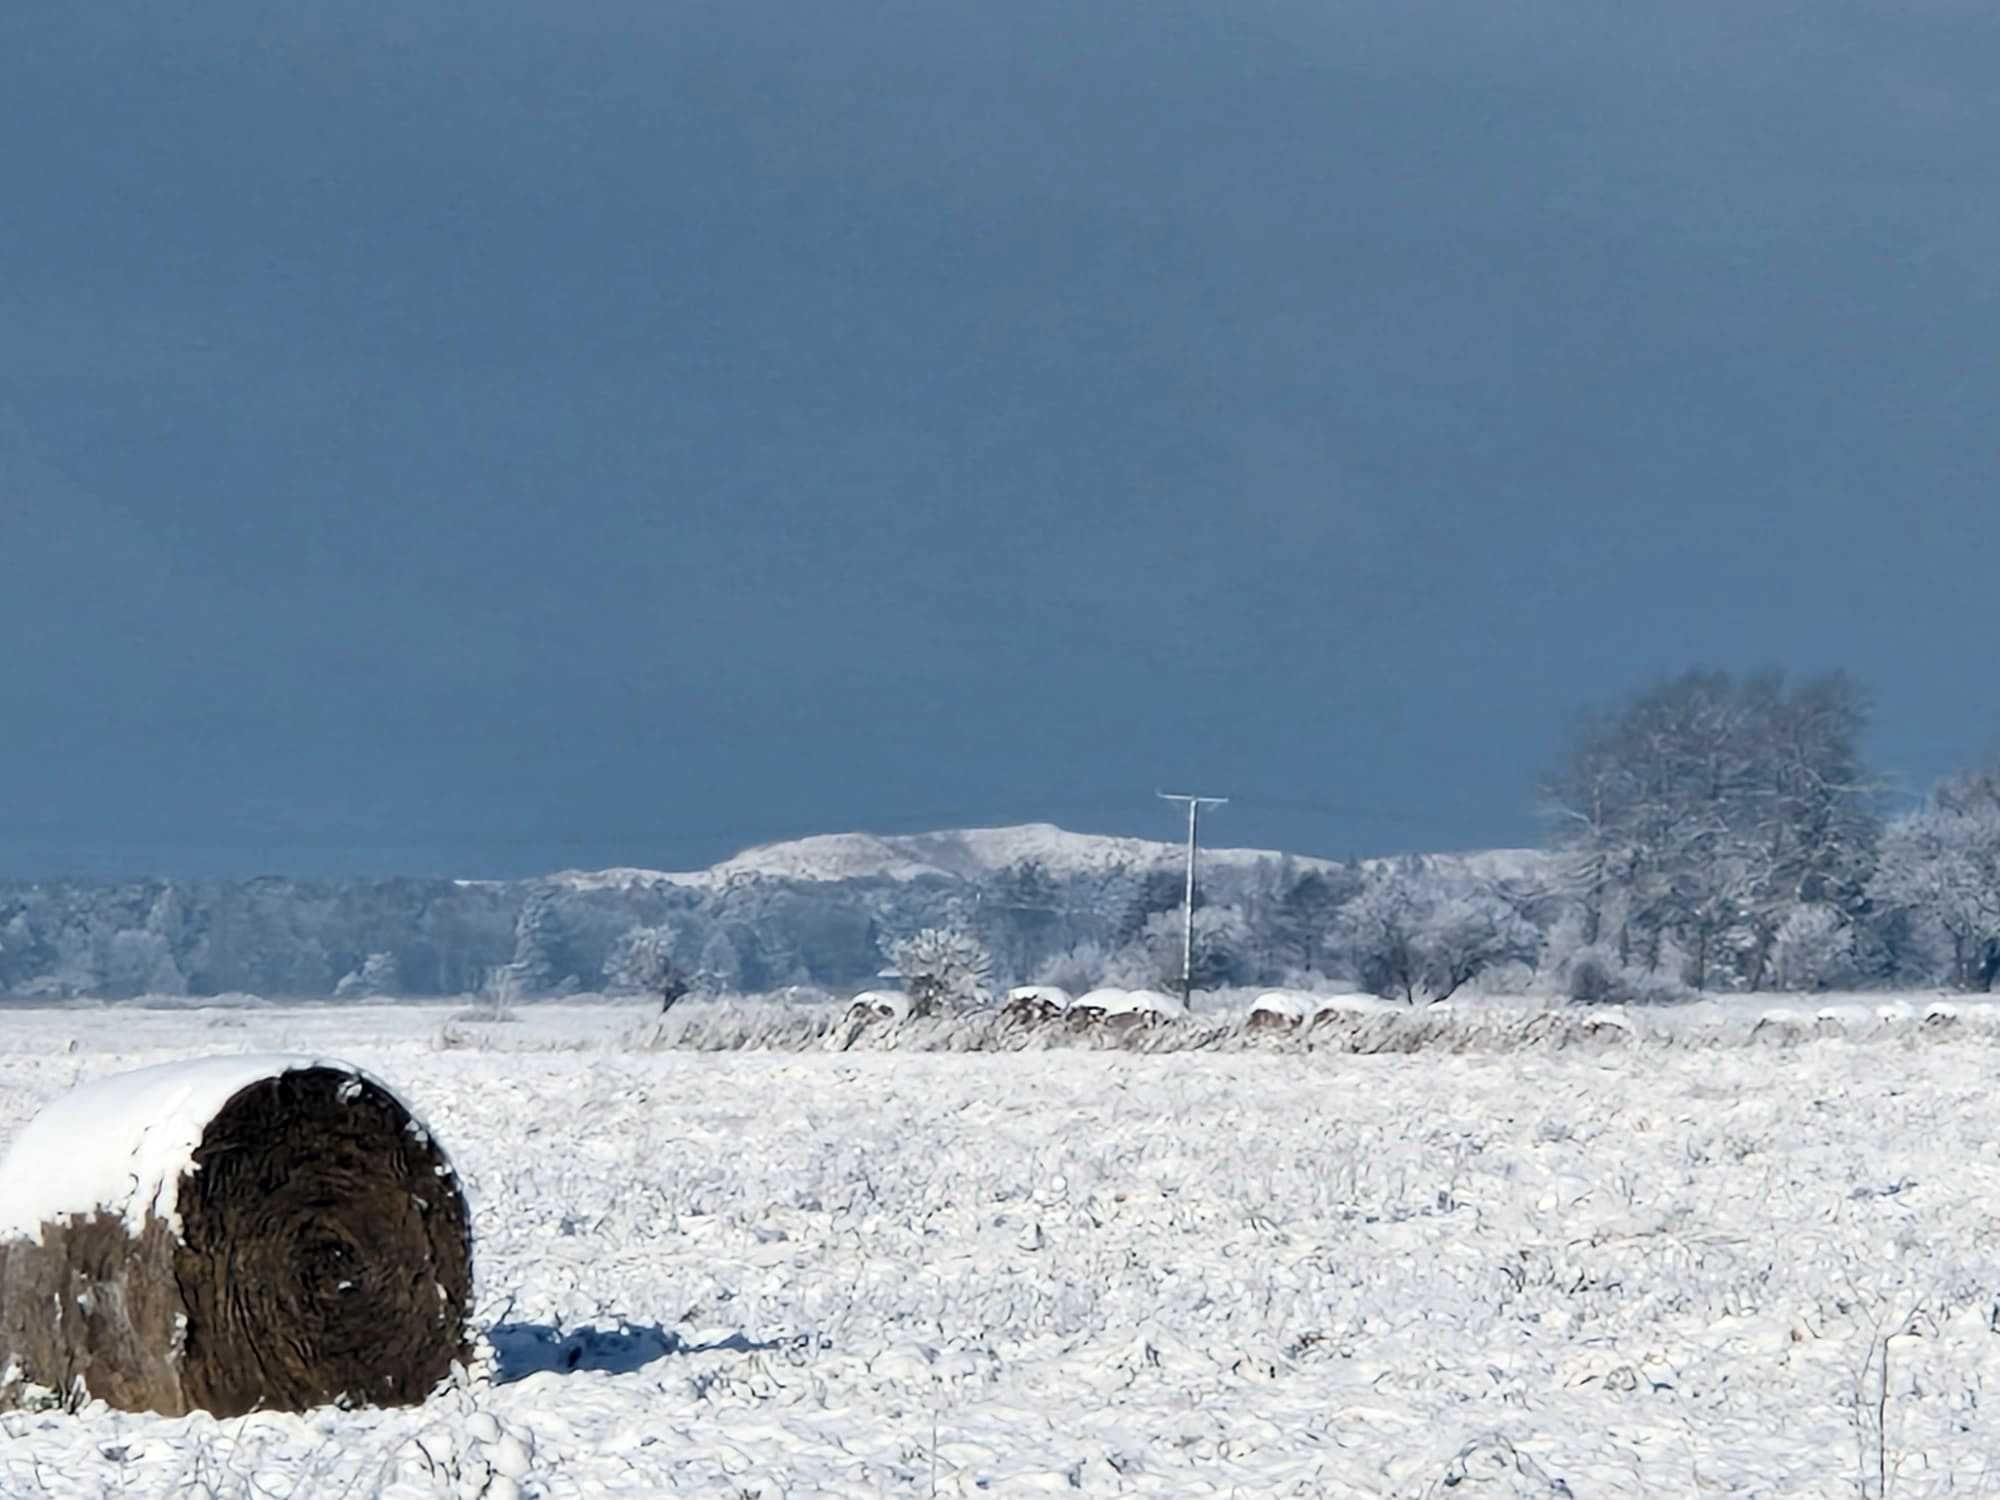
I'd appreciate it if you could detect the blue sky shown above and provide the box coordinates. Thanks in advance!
[3,1,1997,877]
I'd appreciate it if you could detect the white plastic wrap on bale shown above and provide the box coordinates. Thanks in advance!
[0,1054,380,1242]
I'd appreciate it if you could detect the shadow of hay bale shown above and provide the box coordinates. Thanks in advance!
[489,1322,823,1383]
[489,1321,680,1382]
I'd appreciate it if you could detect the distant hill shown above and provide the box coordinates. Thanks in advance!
[553,821,1545,891]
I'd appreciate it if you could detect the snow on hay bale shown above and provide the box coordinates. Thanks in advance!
[0,1056,471,1418]
[844,990,913,1025]
[1002,986,1070,1026]
[1305,993,1398,1026]
[1750,1008,1813,1045]
[1247,991,1313,1033]
[1100,989,1186,1034]
[1067,987,1127,1030]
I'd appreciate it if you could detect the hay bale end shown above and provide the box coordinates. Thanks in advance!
[0,1055,471,1418]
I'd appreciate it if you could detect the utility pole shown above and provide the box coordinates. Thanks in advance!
[1158,792,1228,1007]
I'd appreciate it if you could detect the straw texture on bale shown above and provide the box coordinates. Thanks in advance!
[0,1064,471,1417]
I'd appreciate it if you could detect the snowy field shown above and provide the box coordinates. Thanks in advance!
[4,999,2000,1497]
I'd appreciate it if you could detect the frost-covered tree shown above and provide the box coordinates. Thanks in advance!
[1867,774,2000,990]
[1032,940,1111,995]
[1542,669,1878,988]
[977,860,1065,984]
[104,928,184,997]
[1105,905,1247,992]
[693,928,743,996]
[508,889,563,995]
[1768,905,1855,992]
[604,924,690,1011]
[887,927,991,1015]
[1339,866,1537,1004]
[335,951,401,999]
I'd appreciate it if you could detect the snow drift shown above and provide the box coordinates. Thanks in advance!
[0,1056,471,1417]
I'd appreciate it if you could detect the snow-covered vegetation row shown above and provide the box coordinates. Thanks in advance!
[1,1000,1994,1496]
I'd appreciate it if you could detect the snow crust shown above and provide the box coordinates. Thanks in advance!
[0,1054,368,1241]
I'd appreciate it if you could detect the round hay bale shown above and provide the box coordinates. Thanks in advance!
[1066,988,1124,1033]
[0,1056,470,1418]
[1247,991,1311,1034]
[845,991,911,1025]
[1751,1009,1809,1046]
[1119,989,1186,1019]
[1001,986,1069,1028]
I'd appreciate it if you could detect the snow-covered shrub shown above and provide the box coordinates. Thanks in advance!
[692,929,743,996]
[603,926,690,1012]
[335,951,401,999]
[1341,870,1537,1004]
[1769,905,1855,991]
[1103,907,1246,993]
[887,928,992,1015]
[1033,942,1111,996]
[1564,947,1692,1007]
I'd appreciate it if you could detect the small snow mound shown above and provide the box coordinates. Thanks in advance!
[1071,988,1128,1014]
[1580,1007,1632,1031]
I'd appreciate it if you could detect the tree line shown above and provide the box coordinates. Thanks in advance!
[876,666,2000,1005]
[1538,668,2000,997]
[4,665,1994,1002]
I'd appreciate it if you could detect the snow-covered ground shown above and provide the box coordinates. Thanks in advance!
[4,998,1999,1496]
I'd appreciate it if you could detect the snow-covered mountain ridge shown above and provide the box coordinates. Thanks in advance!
[552,821,1545,890]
